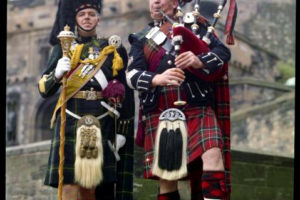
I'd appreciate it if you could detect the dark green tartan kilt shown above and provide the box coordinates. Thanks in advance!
[44,98,118,188]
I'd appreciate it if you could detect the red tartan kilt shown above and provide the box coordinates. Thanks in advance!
[142,87,224,179]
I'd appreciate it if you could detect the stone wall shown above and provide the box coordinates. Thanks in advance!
[133,147,294,200]
[6,141,57,200]
[231,90,295,156]
[6,142,294,200]
[230,0,295,64]
[230,149,294,200]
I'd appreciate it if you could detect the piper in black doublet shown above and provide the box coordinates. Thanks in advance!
[126,0,233,199]
[127,20,230,113]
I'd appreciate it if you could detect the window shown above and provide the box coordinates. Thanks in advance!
[6,92,20,146]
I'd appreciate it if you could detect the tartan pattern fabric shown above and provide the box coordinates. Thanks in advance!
[44,114,77,187]
[116,120,134,200]
[183,39,231,199]
[201,171,226,199]
[212,68,231,199]
[224,0,238,44]
[44,98,118,187]
[156,85,189,112]
[157,190,180,200]
[142,101,223,179]
[189,62,231,199]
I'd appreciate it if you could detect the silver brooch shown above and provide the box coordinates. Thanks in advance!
[108,35,122,48]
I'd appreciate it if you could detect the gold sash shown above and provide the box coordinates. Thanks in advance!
[50,45,123,128]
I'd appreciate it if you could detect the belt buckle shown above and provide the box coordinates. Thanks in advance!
[85,90,97,100]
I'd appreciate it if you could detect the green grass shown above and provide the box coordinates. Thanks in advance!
[133,178,158,200]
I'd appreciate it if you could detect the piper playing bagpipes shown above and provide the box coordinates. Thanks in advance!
[126,0,237,199]
[38,0,135,199]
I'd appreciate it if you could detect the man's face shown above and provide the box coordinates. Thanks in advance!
[75,8,99,31]
[149,0,178,20]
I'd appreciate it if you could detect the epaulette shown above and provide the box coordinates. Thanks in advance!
[128,26,152,44]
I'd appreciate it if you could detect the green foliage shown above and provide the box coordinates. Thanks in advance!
[276,61,295,83]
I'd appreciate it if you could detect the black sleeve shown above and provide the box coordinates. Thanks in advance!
[116,46,135,120]
[118,45,128,69]
[197,26,231,74]
[38,44,62,98]
[126,34,156,92]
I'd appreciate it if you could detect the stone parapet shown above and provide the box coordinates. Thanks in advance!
[6,142,294,200]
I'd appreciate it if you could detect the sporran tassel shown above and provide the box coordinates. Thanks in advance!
[152,108,188,180]
[158,127,169,169]
[173,127,183,169]
[166,129,176,171]
[74,115,103,188]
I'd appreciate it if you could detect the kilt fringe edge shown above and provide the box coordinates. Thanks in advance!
[74,125,103,188]
[152,119,188,180]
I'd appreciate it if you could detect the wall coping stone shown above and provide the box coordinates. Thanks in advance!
[231,146,294,167]
[6,140,51,156]
[6,140,294,168]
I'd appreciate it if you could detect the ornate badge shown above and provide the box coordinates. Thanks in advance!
[75,115,104,188]
[76,115,101,159]
[108,35,122,48]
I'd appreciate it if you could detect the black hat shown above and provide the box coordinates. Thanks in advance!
[49,0,102,46]
[179,0,192,7]
[74,0,102,14]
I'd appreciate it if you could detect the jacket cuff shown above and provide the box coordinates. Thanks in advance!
[136,71,156,92]
[198,51,224,74]
[38,71,61,95]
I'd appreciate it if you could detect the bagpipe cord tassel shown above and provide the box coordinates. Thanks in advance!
[224,0,238,45]
[226,33,235,45]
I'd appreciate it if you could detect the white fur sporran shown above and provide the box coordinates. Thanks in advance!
[74,115,103,188]
[152,108,188,180]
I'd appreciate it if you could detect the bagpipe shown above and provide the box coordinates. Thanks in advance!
[164,0,237,82]
[151,0,237,181]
